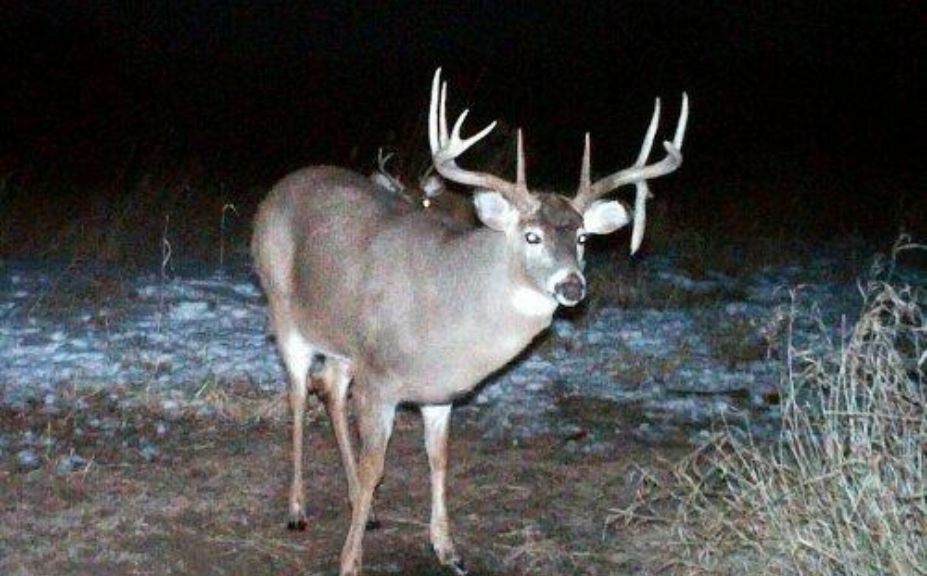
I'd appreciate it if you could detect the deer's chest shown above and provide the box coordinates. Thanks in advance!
[388,311,550,404]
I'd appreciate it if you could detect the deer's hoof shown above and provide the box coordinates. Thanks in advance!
[437,548,467,575]
[447,559,467,576]
[286,518,307,531]
[286,512,308,531]
[365,518,382,531]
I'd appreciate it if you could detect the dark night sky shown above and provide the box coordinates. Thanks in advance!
[0,1,922,235]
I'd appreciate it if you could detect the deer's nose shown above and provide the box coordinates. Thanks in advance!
[554,273,586,306]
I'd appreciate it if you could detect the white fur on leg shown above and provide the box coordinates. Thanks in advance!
[280,329,315,386]
[422,404,462,569]
[279,328,316,528]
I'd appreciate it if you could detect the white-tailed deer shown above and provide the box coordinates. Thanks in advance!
[252,69,688,575]
[370,148,477,228]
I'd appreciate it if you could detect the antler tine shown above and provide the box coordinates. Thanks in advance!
[516,129,526,191]
[578,133,591,191]
[428,68,535,207]
[635,98,661,167]
[448,109,497,158]
[629,179,651,255]
[625,99,660,256]
[673,92,689,149]
[439,80,449,145]
[376,147,394,170]
[428,69,441,154]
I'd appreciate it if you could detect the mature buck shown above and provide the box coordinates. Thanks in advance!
[252,69,688,575]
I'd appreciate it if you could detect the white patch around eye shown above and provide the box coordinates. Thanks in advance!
[511,286,558,316]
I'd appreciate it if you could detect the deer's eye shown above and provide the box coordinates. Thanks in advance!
[577,233,588,245]
[525,232,542,244]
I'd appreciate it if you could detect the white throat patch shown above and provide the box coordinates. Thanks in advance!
[511,286,558,317]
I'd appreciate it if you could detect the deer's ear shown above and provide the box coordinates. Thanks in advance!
[583,200,630,235]
[474,191,518,231]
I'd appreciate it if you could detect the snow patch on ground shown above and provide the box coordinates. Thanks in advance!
[1,266,279,404]
[1,245,902,444]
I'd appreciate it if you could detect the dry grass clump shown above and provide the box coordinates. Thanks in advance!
[618,248,925,574]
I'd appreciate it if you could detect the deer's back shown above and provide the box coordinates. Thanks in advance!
[252,166,463,366]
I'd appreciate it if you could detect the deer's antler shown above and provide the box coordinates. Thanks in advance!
[428,69,536,210]
[573,94,689,254]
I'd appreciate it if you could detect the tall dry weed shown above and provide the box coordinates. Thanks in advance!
[621,241,925,575]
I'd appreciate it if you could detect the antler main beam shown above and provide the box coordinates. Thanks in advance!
[573,94,689,254]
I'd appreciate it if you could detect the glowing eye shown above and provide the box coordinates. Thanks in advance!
[577,234,588,245]
[525,232,542,244]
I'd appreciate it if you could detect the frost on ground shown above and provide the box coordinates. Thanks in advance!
[0,246,880,447]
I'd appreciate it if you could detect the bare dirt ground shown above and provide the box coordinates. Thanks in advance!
[0,388,684,576]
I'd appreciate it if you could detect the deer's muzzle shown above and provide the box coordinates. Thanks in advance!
[553,273,586,306]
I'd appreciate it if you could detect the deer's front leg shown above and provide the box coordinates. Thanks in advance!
[339,391,395,576]
[422,404,466,575]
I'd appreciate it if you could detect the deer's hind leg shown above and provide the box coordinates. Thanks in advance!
[315,358,361,513]
[275,323,317,531]
[316,356,385,531]
[338,380,396,576]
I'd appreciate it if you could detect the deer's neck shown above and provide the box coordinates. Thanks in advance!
[447,227,556,331]
[359,224,556,404]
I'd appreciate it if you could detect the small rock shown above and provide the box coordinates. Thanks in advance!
[155,421,169,437]
[56,454,88,475]
[16,449,41,471]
